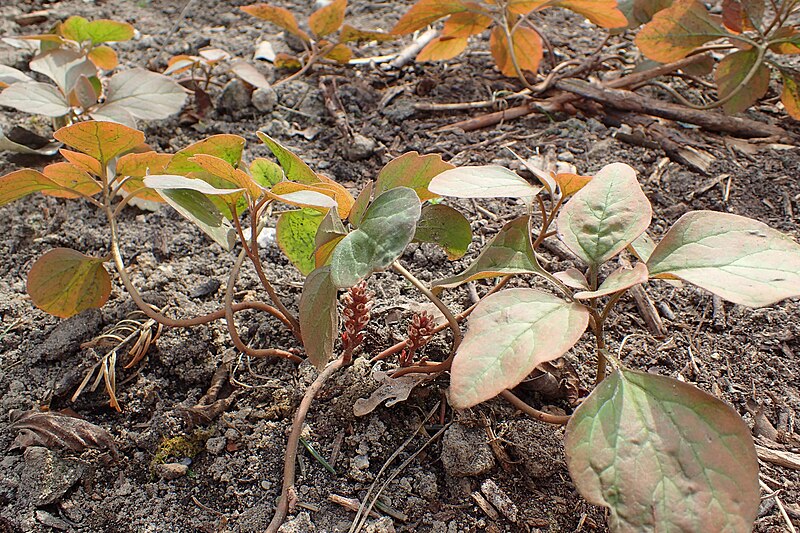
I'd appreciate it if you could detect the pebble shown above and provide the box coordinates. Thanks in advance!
[217,79,252,114]
[480,479,518,523]
[440,423,495,477]
[344,133,376,161]
[252,87,278,113]
[277,511,315,532]
[155,463,188,480]
[352,454,370,471]
[206,436,226,455]
[19,447,84,506]
[557,151,575,162]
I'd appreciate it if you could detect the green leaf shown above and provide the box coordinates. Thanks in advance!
[61,16,134,44]
[615,0,673,28]
[556,163,651,267]
[27,248,112,318]
[429,165,541,198]
[414,204,472,260]
[54,121,145,166]
[574,263,649,299]
[433,216,546,289]
[299,266,339,369]
[277,209,324,275]
[256,132,320,185]
[627,232,656,262]
[646,210,800,307]
[635,0,729,63]
[781,69,800,120]
[165,135,246,175]
[250,158,284,188]
[449,288,589,408]
[0,82,70,117]
[348,180,372,228]
[565,368,759,533]
[375,151,454,202]
[143,175,237,250]
[715,48,770,114]
[330,187,421,288]
[95,69,187,122]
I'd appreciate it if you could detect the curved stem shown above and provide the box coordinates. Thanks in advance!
[111,187,148,219]
[500,389,570,425]
[392,261,462,353]
[266,357,345,533]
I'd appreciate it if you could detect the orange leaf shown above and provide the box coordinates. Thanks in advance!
[780,70,800,119]
[59,149,102,176]
[506,0,549,14]
[87,45,118,70]
[267,181,341,212]
[442,7,492,37]
[769,27,800,54]
[392,0,468,35]
[309,0,346,37]
[313,179,355,218]
[635,0,728,63]
[325,43,353,64]
[41,162,102,199]
[0,169,88,206]
[339,24,395,43]
[417,36,469,61]
[490,25,543,77]
[189,154,261,200]
[274,53,303,71]
[554,172,592,197]
[27,248,111,318]
[116,151,173,203]
[552,0,628,28]
[53,121,144,165]
[240,4,310,41]
[721,0,763,33]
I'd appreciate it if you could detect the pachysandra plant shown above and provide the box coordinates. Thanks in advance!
[632,0,800,117]
[391,0,627,84]
[0,16,186,133]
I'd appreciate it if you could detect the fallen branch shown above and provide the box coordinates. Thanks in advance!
[756,444,800,470]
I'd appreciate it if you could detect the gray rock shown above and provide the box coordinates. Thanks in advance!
[218,79,252,114]
[344,133,376,162]
[19,447,84,506]
[278,512,315,533]
[30,309,103,362]
[155,463,188,480]
[352,454,370,471]
[440,423,495,477]
[364,516,396,533]
[480,479,518,523]
[35,510,70,530]
[206,436,226,455]
[252,87,278,113]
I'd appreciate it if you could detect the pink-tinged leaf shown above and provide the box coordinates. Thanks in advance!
[416,36,468,61]
[309,0,346,37]
[715,48,769,114]
[442,9,493,37]
[781,69,800,119]
[721,0,764,33]
[41,163,102,199]
[646,210,800,307]
[240,4,310,41]
[627,231,656,262]
[449,288,589,409]
[229,59,271,89]
[256,132,320,184]
[553,267,590,289]
[29,49,96,93]
[565,369,759,533]
[557,163,651,267]
[375,151,454,202]
[100,68,187,121]
[392,0,469,35]
[27,248,112,318]
[433,216,546,288]
[429,165,540,198]
[490,25,543,77]
[54,121,145,165]
[348,181,373,227]
[574,262,648,299]
[635,0,728,63]
[300,266,339,369]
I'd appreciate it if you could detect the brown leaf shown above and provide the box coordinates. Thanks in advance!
[9,409,118,458]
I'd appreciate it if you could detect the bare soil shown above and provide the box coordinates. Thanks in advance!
[1,1,799,532]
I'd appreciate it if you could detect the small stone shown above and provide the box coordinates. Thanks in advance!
[155,463,188,480]
[35,510,70,530]
[364,516,396,533]
[352,454,370,471]
[206,436,226,455]
[217,79,252,114]
[480,479,518,523]
[440,423,495,477]
[557,151,575,162]
[344,133,376,161]
[277,511,315,533]
[19,447,84,506]
[252,87,278,113]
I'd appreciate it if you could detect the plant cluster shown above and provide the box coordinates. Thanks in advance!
[0,16,186,130]
[3,118,800,531]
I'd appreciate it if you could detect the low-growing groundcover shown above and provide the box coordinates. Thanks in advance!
[1,0,800,532]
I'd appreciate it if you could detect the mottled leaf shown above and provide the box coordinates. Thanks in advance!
[565,368,759,533]
[449,288,589,408]
[27,248,112,318]
[635,0,728,63]
[41,163,102,199]
[428,165,540,198]
[721,0,764,33]
[97,69,187,121]
[646,210,800,307]
[277,209,324,275]
[54,121,144,165]
[556,163,651,266]
[60,149,103,176]
[250,158,284,188]
[715,49,769,114]
[414,204,472,259]
[299,266,339,368]
[257,132,320,185]
[166,135,245,174]
[189,154,261,199]
[376,151,454,202]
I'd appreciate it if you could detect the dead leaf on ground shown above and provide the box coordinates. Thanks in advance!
[9,409,118,458]
[353,365,430,416]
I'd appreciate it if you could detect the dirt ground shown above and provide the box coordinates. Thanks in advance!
[1,0,800,532]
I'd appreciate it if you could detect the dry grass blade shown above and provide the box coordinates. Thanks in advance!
[9,409,118,458]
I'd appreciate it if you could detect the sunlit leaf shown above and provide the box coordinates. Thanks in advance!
[339,24,394,43]
[565,368,759,533]
[41,163,102,199]
[60,150,103,176]
[554,172,593,197]
[0,169,97,206]
[189,154,261,199]
[315,209,347,268]
[277,209,324,275]
[557,163,651,266]
[256,132,320,185]
[781,69,800,119]
[627,231,656,262]
[490,26,543,77]
[330,187,421,288]
[310,0,346,37]
[442,9,493,37]
[250,158,284,188]
[166,135,245,174]
[414,204,472,260]
[115,151,172,204]
[376,152,454,202]
[554,267,589,289]
[268,181,340,211]
[325,43,353,64]
[768,27,800,54]
[417,36,469,61]
[392,0,468,35]
[60,16,134,44]
[87,45,118,70]
[449,288,589,408]
[54,121,144,165]
[27,248,111,318]
[715,49,769,114]
[274,53,303,71]
[29,49,96,93]
[574,263,648,299]
[97,69,187,121]
[313,179,355,218]
[0,81,70,117]
[434,216,546,288]
[0,65,33,86]
[240,4,310,41]
[551,0,628,28]
[646,210,800,307]
[300,266,339,369]
[429,165,540,198]
[635,0,728,62]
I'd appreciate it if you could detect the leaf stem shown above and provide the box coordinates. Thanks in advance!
[499,389,570,425]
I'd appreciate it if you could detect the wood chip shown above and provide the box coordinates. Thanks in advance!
[471,491,499,521]
[756,444,800,470]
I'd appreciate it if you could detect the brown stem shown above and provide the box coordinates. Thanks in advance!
[266,357,345,533]
[500,390,570,425]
